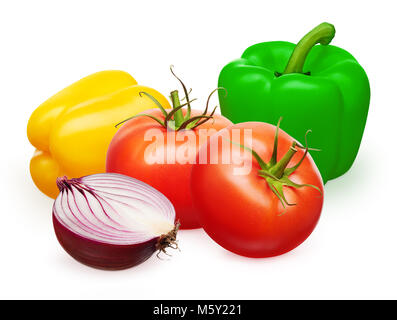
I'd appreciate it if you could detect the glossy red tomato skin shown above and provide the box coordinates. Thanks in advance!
[106,108,232,229]
[191,122,324,257]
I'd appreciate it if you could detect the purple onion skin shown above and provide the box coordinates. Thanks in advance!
[53,213,158,270]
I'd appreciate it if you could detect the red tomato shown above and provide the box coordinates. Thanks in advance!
[191,122,324,257]
[106,108,232,229]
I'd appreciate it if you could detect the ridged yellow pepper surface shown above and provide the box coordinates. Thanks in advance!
[27,70,171,198]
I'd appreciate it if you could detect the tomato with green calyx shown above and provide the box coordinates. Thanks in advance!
[106,67,232,229]
[191,120,324,257]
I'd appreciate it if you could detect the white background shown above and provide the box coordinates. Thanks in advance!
[0,0,396,299]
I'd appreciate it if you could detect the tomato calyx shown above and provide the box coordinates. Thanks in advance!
[115,66,227,131]
[237,119,322,211]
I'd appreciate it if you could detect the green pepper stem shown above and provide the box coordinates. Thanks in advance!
[170,90,184,127]
[270,142,298,178]
[282,22,335,75]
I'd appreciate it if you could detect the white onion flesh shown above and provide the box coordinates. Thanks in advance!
[53,173,176,245]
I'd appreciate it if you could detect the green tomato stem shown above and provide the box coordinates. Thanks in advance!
[270,142,298,178]
[282,22,335,75]
[230,118,321,211]
[170,90,184,128]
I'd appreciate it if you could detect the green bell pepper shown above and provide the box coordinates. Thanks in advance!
[218,22,370,183]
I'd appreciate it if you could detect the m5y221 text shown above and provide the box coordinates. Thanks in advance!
[153,304,242,318]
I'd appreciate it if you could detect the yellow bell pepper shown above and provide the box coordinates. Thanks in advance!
[27,70,170,198]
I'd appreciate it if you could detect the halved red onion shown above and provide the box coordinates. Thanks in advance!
[53,173,179,270]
